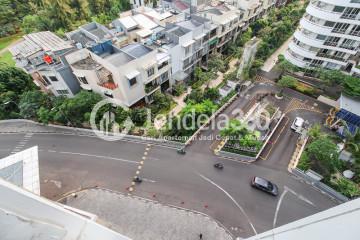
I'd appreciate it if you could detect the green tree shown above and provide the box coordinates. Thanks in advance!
[19,90,50,119]
[185,89,204,104]
[277,75,298,88]
[308,123,323,140]
[57,91,103,126]
[150,91,172,114]
[238,28,252,47]
[220,119,248,142]
[130,108,148,126]
[204,88,220,102]
[208,54,226,73]
[298,151,311,171]
[307,136,342,176]
[37,106,51,124]
[343,76,360,98]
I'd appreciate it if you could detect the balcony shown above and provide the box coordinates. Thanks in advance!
[145,80,159,94]
[349,31,360,37]
[316,53,346,62]
[96,68,118,90]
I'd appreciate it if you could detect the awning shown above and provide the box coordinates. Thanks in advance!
[157,53,170,64]
[136,28,153,38]
[125,70,140,79]
[182,40,195,47]
[195,33,206,40]
[208,38,219,45]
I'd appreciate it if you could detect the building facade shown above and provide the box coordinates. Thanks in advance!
[65,42,172,107]
[9,31,81,97]
[285,0,360,74]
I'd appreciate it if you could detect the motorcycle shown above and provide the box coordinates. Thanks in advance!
[214,163,224,170]
[177,148,186,155]
[133,176,142,183]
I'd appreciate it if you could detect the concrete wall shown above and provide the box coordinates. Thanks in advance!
[246,198,360,240]
[0,179,132,240]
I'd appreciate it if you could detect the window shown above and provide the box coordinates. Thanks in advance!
[49,76,59,82]
[158,61,168,70]
[324,21,335,27]
[128,77,137,86]
[160,72,169,83]
[56,89,69,95]
[316,34,327,40]
[42,76,51,85]
[147,67,155,77]
[341,7,360,19]
[78,76,88,84]
[324,36,340,46]
[333,6,345,13]
[184,46,190,55]
[332,22,350,34]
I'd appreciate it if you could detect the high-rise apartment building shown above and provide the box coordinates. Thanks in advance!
[285,0,360,75]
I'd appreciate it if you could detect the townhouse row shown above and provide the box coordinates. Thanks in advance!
[10,0,278,108]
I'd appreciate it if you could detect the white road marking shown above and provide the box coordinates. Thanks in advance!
[57,151,138,164]
[273,186,316,229]
[273,188,288,228]
[285,186,315,207]
[142,178,156,183]
[48,150,57,153]
[198,173,258,235]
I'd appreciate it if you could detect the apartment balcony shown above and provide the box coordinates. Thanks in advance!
[315,53,347,65]
[284,50,310,69]
[96,68,118,90]
[145,80,159,94]
[349,30,360,37]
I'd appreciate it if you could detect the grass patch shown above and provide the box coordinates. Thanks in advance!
[0,33,22,51]
[0,51,15,66]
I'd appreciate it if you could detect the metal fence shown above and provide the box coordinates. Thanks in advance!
[217,150,256,163]
[292,168,349,203]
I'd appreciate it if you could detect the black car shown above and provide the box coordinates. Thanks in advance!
[251,177,279,196]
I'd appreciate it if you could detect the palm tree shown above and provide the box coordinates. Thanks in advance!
[341,121,360,153]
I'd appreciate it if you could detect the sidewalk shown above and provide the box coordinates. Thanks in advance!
[63,188,233,240]
[261,36,293,72]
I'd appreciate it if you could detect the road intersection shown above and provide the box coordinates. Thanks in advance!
[0,80,337,238]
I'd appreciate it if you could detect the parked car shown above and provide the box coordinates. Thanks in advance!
[251,177,279,196]
[291,117,305,133]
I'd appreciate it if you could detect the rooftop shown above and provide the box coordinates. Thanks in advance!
[9,31,73,58]
[81,22,114,40]
[340,94,360,117]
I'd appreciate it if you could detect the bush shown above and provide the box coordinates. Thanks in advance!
[332,177,360,198]
[298,151,311,171]
[173,84,186,96]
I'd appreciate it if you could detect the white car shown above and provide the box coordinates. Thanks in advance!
[291,117,304,133]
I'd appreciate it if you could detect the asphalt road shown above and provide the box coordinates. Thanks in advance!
[0,127,336,238]
[0,80,337,238]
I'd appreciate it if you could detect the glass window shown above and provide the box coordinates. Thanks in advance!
[49,76,59,82]
[147,67,155,77]
[333,6,345,13]
[78,76,88,84]
[324,21,335,27]
[316,34,327,40]
[128,77,137,86]
[42,76,51,85]
[56,89,69,95]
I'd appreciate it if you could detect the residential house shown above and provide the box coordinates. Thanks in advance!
[9,31,80,97]
[65,41,172,107]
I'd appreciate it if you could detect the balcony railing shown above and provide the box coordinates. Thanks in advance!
[145,81,159,93]
[339,44,357,51]
[341,13,359,20]
[349,31,360,37]
[323,41,338,47]
[98,82,118,90]
[316,53,346,62]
